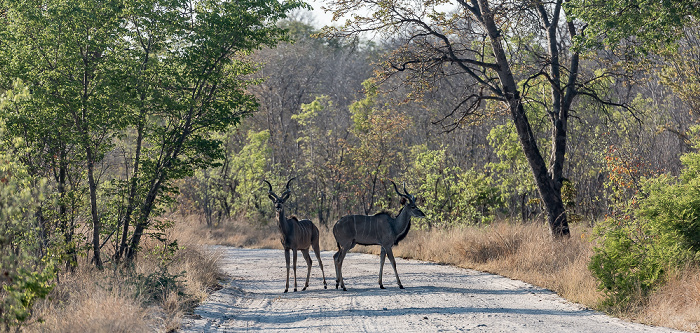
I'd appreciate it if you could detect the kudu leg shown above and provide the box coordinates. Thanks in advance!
[378,247,387,289]
[312,242,327,289]
[284,249,291,293]
[385,247,404,289]
[301,249,312,291]
[333,251,341,289]
[335,249,349,291]
[293,250,299,292]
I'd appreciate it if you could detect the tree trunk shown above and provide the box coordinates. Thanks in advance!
[478,0,570,238]
[86,146,103,268]
[116,121,144,263]
[126,116,192,262]
[125,179,161,262]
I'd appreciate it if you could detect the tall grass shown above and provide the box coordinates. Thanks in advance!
[22,216,223,333]
[392,222,601,306]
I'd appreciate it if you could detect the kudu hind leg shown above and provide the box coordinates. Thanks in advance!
[333,251,341,289]
[333,248,349,291]
[385,247,404,289]
[312,242,327,288]
[301,249,312,291]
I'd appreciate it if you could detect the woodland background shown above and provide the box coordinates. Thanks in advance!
[1,0,700,332]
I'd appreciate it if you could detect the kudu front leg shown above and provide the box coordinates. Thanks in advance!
[293,250,299,292]
[284,248,291,293]
[378,247,387,289]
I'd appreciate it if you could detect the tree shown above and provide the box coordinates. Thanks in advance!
[117,0,307,261]
[341,80,411,214]
[0,0,307,265]
[0,80,56,330]
[293,95,349,225]
[320,0,619,237]
[0,0,131,268]
[566,0,700,53]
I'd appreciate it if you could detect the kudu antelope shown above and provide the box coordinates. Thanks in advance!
[332,181,425,291]
[265,178,327,293]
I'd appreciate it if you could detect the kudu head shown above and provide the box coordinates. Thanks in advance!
[264,178,296,213]
[391,181,425,218]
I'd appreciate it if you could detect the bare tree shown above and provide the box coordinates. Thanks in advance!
[319,0,628,238]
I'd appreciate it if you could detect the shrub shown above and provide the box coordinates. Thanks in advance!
[589,138,700,312]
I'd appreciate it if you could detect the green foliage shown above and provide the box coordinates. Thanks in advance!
[590,128,700,311]
[566,0,700,53]
[293,95,346,226]
[340,80,411,214]
[128,268,185,305]
[0,0,306,264]
[184,129,276,224]
[128,237,185,305]
[0,85,56,329]
[487,123,540,219]
[406,145,502,228]
[228,130,275,222]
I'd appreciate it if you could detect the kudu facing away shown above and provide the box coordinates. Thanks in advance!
[333,181,425,291]
[265,178,327,293]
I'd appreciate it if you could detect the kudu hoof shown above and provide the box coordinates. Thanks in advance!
[380,285,386,289]
[342,287,348,291]
[324,285,328,289]
[302,287,307,291]
[294,288,297,292]
[284,290,288,293]
[399,285,405,289]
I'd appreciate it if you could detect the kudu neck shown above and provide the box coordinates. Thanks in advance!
[393,203,412,243]
[394,204,411,228]
[277,209,290,233]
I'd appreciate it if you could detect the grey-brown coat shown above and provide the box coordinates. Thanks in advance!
[332,182,425,291]
[265,178,327,293]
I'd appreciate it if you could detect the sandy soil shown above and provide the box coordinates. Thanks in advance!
[179,246,684,332]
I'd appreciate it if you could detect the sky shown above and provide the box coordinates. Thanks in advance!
[298,1,460,29]
[299,0,346,28]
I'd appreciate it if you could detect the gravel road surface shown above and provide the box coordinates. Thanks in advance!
[179,246,682,332]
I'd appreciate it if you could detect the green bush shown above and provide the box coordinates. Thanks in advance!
[406,145,502,228]
[589,139,700,311]
[1,81,57,330]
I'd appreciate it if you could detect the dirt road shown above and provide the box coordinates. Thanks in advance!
[179,246,682,332]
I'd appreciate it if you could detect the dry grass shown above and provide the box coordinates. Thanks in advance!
[23,216,223,333]
[385,221,601,306]
[37,214,687,332]
[637,266,700,332]
[26,268,151,333]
